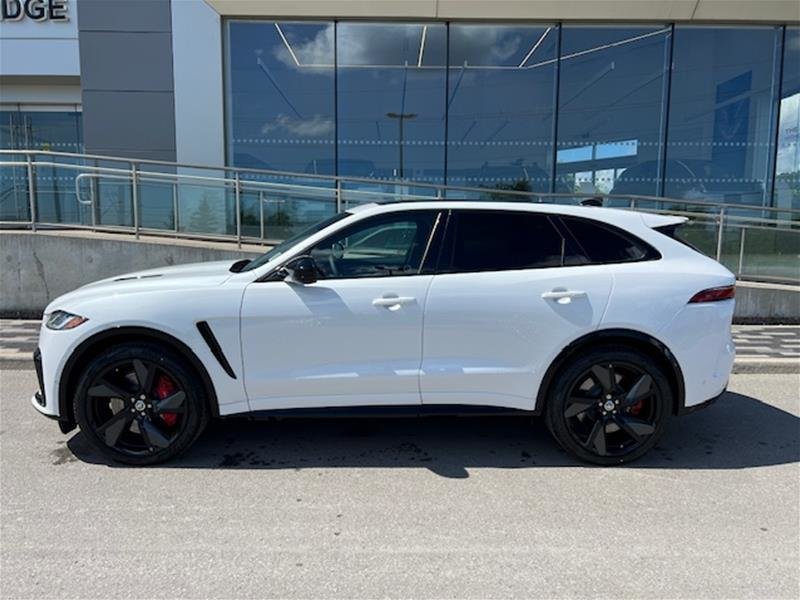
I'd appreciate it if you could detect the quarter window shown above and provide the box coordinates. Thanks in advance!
[309,212,438,279]
[443,211,565,273]
[559,215,658,264]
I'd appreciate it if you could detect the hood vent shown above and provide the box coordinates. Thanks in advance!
[113,273,164,282]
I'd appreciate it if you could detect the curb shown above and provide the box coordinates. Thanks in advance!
[732,359,800,374]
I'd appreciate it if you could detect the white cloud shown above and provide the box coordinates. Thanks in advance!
[261,114,334,138]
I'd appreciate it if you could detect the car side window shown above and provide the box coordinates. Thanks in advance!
[558,215,660,265]
[308,211,438,279]
[442,210,566,273]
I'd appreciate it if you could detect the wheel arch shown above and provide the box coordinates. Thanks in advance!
[57,326,220,432]
[535,328,685,416]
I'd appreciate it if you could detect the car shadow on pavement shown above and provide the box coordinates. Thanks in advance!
[66,391,800,477]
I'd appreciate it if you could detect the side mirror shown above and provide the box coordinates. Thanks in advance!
[283,255,318,285]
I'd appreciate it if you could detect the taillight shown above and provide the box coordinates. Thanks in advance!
[689,285,736,303]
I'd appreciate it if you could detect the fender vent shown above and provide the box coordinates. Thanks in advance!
[196,321,237,379]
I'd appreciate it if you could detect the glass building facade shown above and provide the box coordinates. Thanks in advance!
[226,22,800,208]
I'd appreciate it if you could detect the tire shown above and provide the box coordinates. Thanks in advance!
[73,342,209,465]
[544,345,672,465]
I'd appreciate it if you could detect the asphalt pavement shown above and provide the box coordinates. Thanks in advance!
[1,368,798,599]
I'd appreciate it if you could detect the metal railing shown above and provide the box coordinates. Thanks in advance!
[1,149,798,283]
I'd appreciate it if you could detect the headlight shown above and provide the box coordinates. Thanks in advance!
[45,310,88,331]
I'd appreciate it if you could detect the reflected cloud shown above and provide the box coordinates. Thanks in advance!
[261,114,334,137]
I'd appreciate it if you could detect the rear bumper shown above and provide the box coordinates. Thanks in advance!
[679,386,726,416]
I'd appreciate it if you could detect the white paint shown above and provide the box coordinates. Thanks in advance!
[171,0,224,166]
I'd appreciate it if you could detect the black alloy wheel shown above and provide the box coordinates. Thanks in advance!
[74,343,208,465]
[546,346,671,465]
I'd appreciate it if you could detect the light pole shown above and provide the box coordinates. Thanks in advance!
[386,112,417,179]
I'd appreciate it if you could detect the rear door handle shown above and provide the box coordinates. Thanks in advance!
[372,296,416,310]
[541,289,587,303]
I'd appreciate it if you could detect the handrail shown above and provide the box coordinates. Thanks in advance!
[1,149,798,284]
[3,149,800,218]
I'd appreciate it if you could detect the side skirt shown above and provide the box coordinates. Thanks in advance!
[226,404,538,421]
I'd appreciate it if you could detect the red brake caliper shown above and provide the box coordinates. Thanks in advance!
[154,375,179,427]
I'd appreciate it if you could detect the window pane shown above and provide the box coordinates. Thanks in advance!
[559,216,656,264]
[337,23,446,183]
[310,212,436,278]
[557,26,670,196]
[226,21,335,173]
[447,24,557,193]
[775,27,800,210]
[448,211,564,272]
[665,26,782,207]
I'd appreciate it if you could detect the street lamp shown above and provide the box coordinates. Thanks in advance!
[386,112,417,179]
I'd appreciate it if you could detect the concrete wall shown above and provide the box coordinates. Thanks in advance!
[734,281,800,325]
[2,229,798,321]
[0,230,261,318]
[77,0,177,161]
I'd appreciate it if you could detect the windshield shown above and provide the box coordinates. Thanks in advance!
[240,212,352,272]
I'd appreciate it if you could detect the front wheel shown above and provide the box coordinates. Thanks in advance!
[545,346,672,465]
[74,343,209,465]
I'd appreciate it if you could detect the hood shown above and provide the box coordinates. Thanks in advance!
[45,260,238,314]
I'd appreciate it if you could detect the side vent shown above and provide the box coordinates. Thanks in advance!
[196,321,237,379]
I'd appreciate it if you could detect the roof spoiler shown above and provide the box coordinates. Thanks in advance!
[640,213,689,229]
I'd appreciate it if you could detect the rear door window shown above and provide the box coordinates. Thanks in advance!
[441,210,566,273]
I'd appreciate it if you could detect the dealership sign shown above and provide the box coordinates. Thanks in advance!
[1,0,68,21]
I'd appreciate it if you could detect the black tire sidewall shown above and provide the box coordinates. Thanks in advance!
[545,345,672,466]
[74,342,209,465]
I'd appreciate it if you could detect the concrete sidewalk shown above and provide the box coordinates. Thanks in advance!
[1,319,797,373]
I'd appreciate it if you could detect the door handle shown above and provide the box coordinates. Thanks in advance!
[372,296,416,310]
[541,289,587,304]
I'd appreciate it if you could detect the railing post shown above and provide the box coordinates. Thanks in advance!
[131,162,139,239]
[335,179,342,213]
[91,175,99,231]
[737,227,746,276]
[259,190,265,240]
[715,207,725,262]
[172,183,179,233]
[629,197,636,210]
[26,154,37,231]
[235,173,242,249]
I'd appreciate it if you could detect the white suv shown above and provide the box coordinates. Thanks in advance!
[32,201,736,465]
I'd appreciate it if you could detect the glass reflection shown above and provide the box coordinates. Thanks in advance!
[665,26,782,206]
[557,26,670,197]
[337,22,446,184]
[447,24,557,193]
[775,27,799,209]
[226,21,335,174]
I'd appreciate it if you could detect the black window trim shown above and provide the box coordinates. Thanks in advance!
[258,208,446,283]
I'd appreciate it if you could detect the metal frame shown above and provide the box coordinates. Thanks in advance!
[1,150,798,283]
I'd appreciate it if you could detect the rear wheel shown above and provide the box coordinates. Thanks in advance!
[74,343,209,465]
[545,346,672,465]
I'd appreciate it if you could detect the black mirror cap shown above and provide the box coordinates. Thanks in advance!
[229,258,252,273]
[285,256,318,285]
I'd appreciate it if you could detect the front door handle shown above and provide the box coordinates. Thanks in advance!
[372,295,416,310]
[541,289,587,304]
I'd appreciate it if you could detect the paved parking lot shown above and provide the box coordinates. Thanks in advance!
[1,368,798,599]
